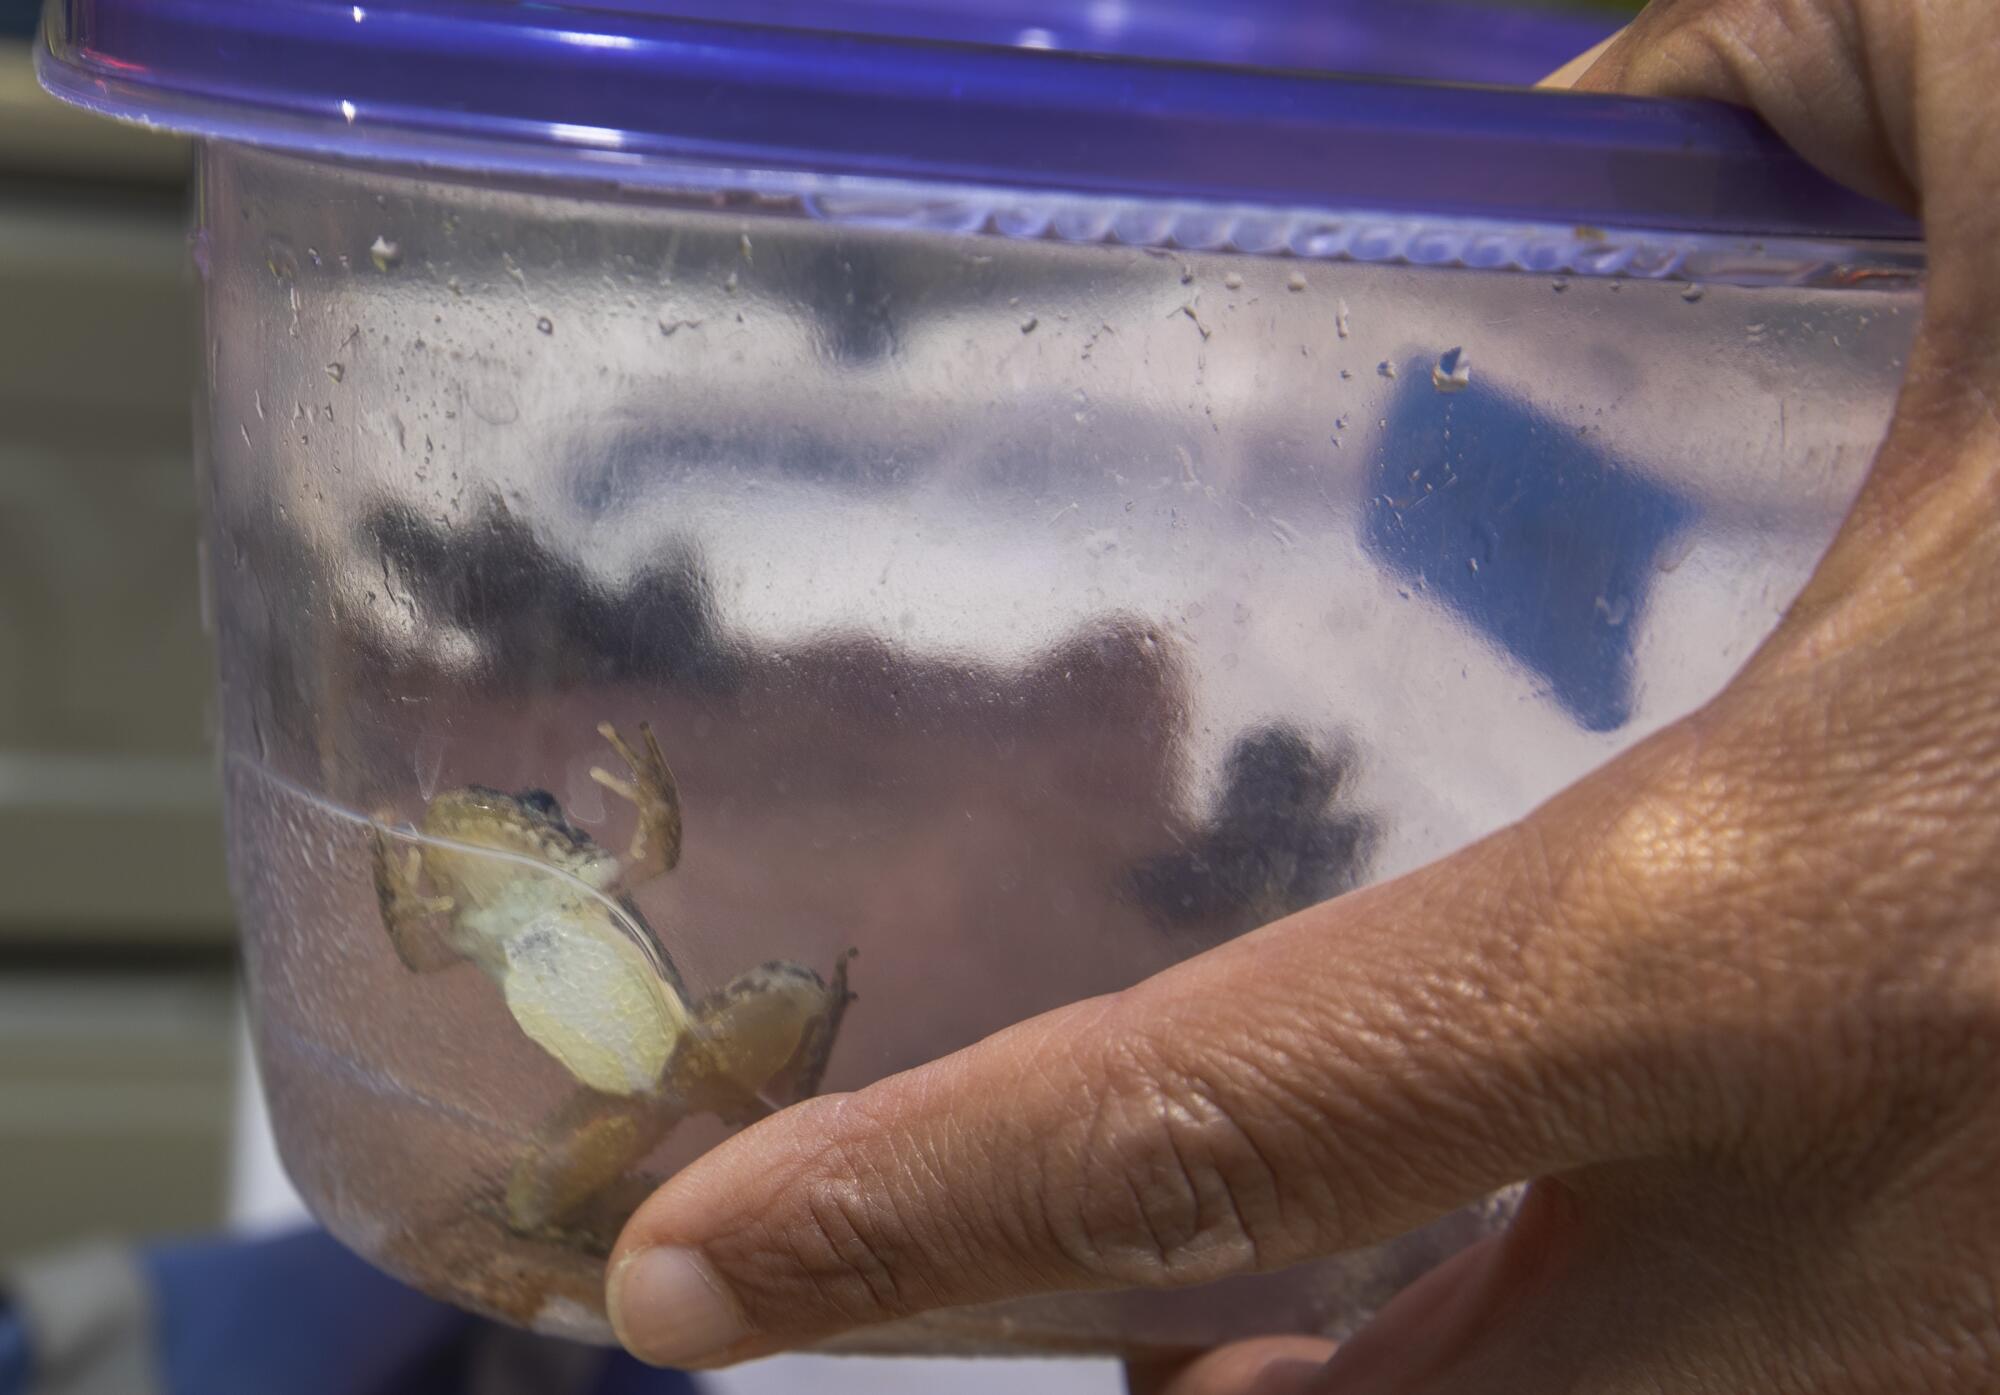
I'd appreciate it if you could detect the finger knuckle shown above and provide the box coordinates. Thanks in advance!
[1045,1030,1297,1287]
[708,1108,926,1327]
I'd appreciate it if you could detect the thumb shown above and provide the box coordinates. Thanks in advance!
[604,731,1750,1367]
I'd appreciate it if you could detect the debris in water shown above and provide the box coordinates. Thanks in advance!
[1431,346,1471,394]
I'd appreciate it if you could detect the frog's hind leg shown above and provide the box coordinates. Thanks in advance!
[505,1087,687,1238]
[370,819,460,973]
[589,721,683,893]
[785,949,858,1101]
[693,950,858,1117]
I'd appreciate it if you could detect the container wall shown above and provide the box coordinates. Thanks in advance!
[199,143,1917,1350]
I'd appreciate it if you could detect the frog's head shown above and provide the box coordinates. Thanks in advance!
[420,785,598,868]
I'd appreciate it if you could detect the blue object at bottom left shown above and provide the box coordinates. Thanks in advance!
[0,1228,697,1395]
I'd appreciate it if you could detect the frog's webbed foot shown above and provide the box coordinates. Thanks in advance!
[505,1087,687,1239]
[589,721,683,893]
[788,948,858,1101]
[370,815,460,973]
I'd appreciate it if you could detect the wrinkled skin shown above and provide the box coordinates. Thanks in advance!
[606,4,2000,1390]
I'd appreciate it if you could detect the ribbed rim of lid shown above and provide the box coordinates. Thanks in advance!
[39,0,1918,242]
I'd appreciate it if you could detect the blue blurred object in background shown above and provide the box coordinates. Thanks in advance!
[1,1230,702,1395]
[1363,355,1695,733]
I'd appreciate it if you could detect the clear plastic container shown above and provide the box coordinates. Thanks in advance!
[43,0,1924,1358]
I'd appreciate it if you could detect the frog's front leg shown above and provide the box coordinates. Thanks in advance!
[370,819,461,973]
[505,1086,687,1240]
[587,721,683,895]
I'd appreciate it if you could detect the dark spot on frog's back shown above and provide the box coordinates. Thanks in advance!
[516,788,563,819]
[511,786,596,852]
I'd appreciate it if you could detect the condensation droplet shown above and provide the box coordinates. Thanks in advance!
[325,362,345,383]
[1551,276,1570,293]
[1287,271,1308,292]
[1682,284,1705,303]
[414,733,447,800]
[1656,531,1695,574]
[369,235,400,271]
[1019,315,1039,334]
[536,316,554,335]
[1335,298,1351,339]
[1223,271,1244,290]
[1377,361,1398,379]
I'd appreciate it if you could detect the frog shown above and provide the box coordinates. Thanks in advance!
[371,720,855,1250]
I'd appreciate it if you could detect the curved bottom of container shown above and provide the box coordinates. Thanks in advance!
[261,1015,1519,1356]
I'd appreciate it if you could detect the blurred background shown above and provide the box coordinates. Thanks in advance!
[0,0,1641,1385]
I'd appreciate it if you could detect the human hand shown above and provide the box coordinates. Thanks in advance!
[605,3,2000,1390]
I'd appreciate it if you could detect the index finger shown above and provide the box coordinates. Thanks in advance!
[602,733,1743,1367]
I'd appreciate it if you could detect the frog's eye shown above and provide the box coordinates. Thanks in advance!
[516,788,564,819]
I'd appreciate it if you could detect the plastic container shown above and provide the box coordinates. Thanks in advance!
[42,0,1924,1358]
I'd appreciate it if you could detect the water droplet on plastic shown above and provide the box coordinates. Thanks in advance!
[1551,276,1570,293]
[1681,284,1705,303]
[1335,298,1351,339]
[369,235,400,271]
[414,733,447,799]
[265,238,298,281]
[1655,532,1695,574]
[325,362,345,383]
[1223,271,1243,290]
[1287,271,1308,292]
[566,760,608,824]
[536,315,554,335]
[1431,346,1471,394]
[1019,315,1039,334]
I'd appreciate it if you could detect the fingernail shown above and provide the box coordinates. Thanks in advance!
[608,1246,752,1367]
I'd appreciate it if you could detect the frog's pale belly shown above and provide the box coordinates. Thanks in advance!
[457,898,688,1096]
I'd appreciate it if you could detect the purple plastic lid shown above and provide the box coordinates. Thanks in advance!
[39,0,1917,242]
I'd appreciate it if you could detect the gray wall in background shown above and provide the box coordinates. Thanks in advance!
[0,43,233,1260]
